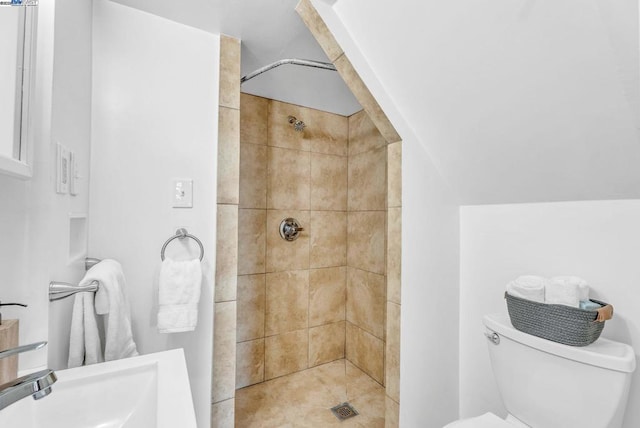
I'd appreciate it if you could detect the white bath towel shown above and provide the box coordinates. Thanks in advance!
[505,275,548,303]
[546,276,581,307]
[68,291,103,368]
[68,259,138,366]
[158,257,202,333]
[92,259,138,361]
[551,276,589,301]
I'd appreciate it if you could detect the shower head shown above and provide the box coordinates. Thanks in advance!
[288,116,306,132]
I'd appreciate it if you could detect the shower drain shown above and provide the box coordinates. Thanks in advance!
[330,402,359,421]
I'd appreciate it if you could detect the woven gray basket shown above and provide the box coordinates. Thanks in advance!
[505,292,606,347]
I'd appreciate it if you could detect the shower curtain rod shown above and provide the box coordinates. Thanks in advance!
[240,58,337,84]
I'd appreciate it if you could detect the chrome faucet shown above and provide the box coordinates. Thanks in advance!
[0,341,57,411]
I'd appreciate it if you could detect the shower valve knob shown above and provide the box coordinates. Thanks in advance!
[279,218,304,241]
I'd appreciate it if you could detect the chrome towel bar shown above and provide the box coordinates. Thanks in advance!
[49,280,99,302]
[49,257,102,302]
[49,227,205,302]
[85,257,101,271]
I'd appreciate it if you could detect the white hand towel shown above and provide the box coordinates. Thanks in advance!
[89,259,138,362]
[158,257,202,333]
[551,276,589,301]
[546,276,580,307]
[68,291,103,368]
[505,275,548,303]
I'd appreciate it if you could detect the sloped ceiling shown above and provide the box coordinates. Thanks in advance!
[109,0,361,116]
[331,0,640,204]
[107,0,640,204]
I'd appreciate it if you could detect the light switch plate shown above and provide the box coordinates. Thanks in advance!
[172,179,193,208]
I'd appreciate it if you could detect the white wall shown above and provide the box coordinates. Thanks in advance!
[460,200,640,427]
[309,2,462,426]
[402,138,460,427]
[90,2,218,426]
[331,0,640,205]
[0,0,93,371]
[48,0,94,370]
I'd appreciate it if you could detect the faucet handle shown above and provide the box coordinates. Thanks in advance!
[0,341,47,360]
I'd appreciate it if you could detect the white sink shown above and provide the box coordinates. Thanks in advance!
[0,349,196,428]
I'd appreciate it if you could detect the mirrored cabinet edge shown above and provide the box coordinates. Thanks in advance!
[0,3,37,180]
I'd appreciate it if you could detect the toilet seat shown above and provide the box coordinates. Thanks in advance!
[443,412,513,428]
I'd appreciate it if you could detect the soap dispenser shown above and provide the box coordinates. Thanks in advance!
[0,301,27,385]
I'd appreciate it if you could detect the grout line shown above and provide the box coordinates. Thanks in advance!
[262,128,269,385]
[386,394,399,405]
[264,143,349,157]
[218,103,240,111]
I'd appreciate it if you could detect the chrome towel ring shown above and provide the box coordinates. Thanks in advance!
[161,228,204,261]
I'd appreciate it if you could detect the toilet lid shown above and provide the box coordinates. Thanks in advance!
[444,412,513,428]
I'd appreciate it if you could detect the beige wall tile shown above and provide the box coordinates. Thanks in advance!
[309,267,346,327]
[265,270,309,336]
[307,111,348,156]
[240,143,267,209]
[335,54,401,144]
[347,268,386,339]
[240,93,268,145]
[388,142,402,208]
[348,146,387,211]
[212,301,236,403]
[211,398,234,428]
[237,274,265,342]
[267,146,310,210]
[236,338,265,389]
[346,360,384,400]
[265,329,309,380]
[347,211,386,275]
[385,395,400,428]
[268,100,348,155]
[309,321,345,367]
[387,208,401,305]
[219,35,240,109]
[295,0,344,63]
[345,322,385,384]
[385,302,401,403]
[310,210,347,268]
[217,106,240,204]
[310,153,347,211]
[266,210,310,272]
[215,204,238,303]
[237,209,266,275]
[268,101,311,151]
[348,110,387,157]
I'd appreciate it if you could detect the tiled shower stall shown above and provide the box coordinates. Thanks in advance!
[212,2,402,425]
[235,94,388,387]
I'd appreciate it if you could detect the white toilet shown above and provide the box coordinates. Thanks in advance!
[445,313,636,428]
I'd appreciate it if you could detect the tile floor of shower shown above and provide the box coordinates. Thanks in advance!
[235,359,385,427]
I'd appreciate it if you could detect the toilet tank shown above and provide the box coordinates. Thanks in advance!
[484,313,636,428]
